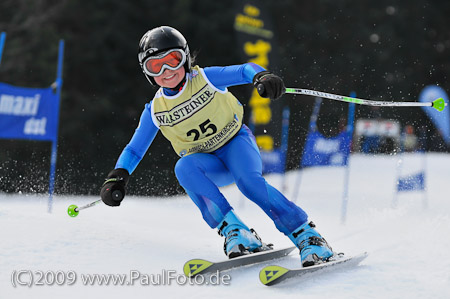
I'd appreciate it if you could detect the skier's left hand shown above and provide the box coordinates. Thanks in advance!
[100,168,129,206]
[253,71,285,100]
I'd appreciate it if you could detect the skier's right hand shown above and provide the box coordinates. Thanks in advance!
[253,71,285,100]
[100,168,129,206]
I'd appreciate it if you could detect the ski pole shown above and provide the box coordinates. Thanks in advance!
[283,87,447,112]
[67,190,123,217]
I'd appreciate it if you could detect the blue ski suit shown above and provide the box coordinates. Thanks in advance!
[115,63,308,235]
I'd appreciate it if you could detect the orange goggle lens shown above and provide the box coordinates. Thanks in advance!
[144,50,185,76]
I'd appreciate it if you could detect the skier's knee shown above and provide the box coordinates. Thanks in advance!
[236,173,266,198]
[174,156,196,185]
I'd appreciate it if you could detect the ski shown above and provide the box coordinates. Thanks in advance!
[259,252,368,286]
[183,246,297,277]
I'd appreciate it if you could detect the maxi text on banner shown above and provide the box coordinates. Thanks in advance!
[0,82,60,142]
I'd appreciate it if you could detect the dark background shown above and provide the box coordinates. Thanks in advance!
[0,0,449,196]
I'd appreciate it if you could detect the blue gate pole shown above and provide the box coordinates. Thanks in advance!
[48,39,64,213]
[340,92,356,224]
[0,32,6,66]
[280,106,290,193]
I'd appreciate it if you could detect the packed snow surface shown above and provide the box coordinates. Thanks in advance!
[1,153,450,298]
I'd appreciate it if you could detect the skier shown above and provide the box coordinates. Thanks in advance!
[100,26,334,267]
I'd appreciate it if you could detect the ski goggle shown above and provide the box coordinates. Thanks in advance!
[142,49,186,77]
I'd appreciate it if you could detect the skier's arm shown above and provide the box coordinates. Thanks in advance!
[100,104,159,206]
[204,62,285,99]
[203,62,265,90]
[115,105,158,174]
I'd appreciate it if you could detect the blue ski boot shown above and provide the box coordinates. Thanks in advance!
[288,221,334,267]
[217,211,272,259]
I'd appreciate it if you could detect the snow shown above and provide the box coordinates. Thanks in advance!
[1,153,450,299]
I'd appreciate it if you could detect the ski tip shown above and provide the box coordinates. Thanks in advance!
[183,259,213,277]
[336,251,369,261]
[432,98,446,112]
[359,251,369,260]
[335,251,369,266]
[259,265,289,286]
[357,251,369,259]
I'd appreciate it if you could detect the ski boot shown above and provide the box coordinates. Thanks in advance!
[288,221,334,267]
[217,211,272,259]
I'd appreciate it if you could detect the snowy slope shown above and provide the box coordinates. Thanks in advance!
[1,153,450,299]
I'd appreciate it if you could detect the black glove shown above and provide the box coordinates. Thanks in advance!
[100,168,129,207]
[253,71,286,100]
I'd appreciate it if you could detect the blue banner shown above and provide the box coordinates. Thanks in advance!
[419,85,450,145]
[261,148,286,173]
[301,130,352,167]
[0,82,60,142]
[397,172,425,192]
[300,97,354,168]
